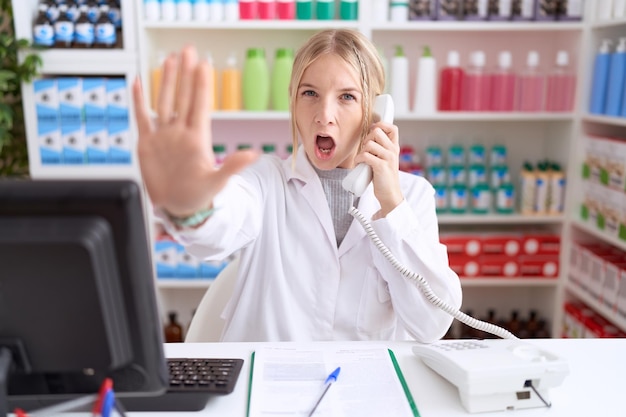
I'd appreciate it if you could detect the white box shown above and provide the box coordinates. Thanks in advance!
[57,77,83,125]
[108,122,132,164]
[83,78,107,124]
[85,123,109,164]
[61,123,85,164]
[106,78,129,124]
[33,78,59,123]
[38,122,62,164]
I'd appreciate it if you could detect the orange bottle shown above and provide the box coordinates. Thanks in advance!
[206,52,219,110]
[221,53,242,111]
[150,51,167,111]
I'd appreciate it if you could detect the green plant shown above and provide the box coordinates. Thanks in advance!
[0,0,42,177]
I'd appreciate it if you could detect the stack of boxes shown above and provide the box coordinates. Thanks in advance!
[443,231,560,278]
[34,76,131,165]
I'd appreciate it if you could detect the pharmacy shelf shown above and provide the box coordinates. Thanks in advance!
[438,214,564,225]
[566,282,626,333]
[22,50,138,75]
[157,280,213,289]
[590,17,626,29]
[461,278,559,287]
[370,21,584,32]
[582,114,626,127]
[142,20,360,30]
[27,164,141,181]
[571,219,626,252]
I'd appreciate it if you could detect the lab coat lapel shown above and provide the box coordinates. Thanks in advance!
[338,187,378,256]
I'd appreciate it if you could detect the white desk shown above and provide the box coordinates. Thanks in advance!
[156,338,626,417]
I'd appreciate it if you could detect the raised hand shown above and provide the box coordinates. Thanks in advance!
[132,45,258,218]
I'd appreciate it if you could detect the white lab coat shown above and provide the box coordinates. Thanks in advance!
[161,146,462,342]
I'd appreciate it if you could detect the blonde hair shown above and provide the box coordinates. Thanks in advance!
[288,29,385,160]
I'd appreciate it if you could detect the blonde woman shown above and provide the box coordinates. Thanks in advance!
[132,29,462,342]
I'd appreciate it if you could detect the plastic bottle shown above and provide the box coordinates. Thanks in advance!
[548,162,566,214]
[144,0,161,21]
[340,0,358,20]
[161,0,176,20]
[224,0,240,20]
[53,4,74,48]
[243,48,270,111]
[296,0,313,19]
[489,51,516,111]
[271,48,294,111]
[221,53,242,111]
[372,0,388,22]
[33,5,55,47]
[517,51,545,112]
[605,38,626,116]
[316,0,335,19]
[391,45,410,114]
[545,51,576,112]
[277,0,296,19]
[151,51,167,110]
[239,0,258,19]
[596,0,614,21]
[390,0,409,21]
[414,45,437,114]
[164,311,184,343]
[193,0,209,20]
[463,51,490,111]
[206,52,219,110]
[589,39,612,114]
[176,0,192,20]
[615,0,626,18]
[74,5,95,48]
[519,161,536,215]
[94,4,116,48]
[258,0,277,19]
[210,0,225,21]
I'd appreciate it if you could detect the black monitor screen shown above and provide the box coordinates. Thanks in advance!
[0,179,168,415]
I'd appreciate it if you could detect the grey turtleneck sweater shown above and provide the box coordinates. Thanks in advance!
[313,166,359,247]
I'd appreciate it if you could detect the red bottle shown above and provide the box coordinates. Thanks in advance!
[463,50,491,111]
[438,50,464,111]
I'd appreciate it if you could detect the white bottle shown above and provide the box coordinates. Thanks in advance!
[378,47,390,94]
[210,0,225,22]
[224,0,239,20]
[144,0,161,21]
[414,45,437,114]
[597,0,614,20]
[390,0,409,22]
[391,45,410,115]
[161,0,176,21]
[614,0,626,18]
[372,0,388,22]
[193,0,209,20]
[177,0,192,20]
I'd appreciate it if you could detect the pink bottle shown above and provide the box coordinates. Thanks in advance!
[489,51,516,111]
[545,50,576,112]
[463,51,491,111]
[277,0,295,19]
[517,51,545,112]
[258,0,277,19]
[239,0,258,19]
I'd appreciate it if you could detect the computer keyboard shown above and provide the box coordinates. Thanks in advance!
[120,357,244,411]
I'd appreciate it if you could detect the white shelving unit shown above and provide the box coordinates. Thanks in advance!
[14,1,625,337]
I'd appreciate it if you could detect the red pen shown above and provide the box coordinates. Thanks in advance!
[92,378,113,417]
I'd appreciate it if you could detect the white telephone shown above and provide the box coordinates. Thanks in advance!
[411,339,569,413]
[342,95,569,414]
[342,94,395,197]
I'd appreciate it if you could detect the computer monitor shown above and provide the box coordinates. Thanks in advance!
[0,179,168,415]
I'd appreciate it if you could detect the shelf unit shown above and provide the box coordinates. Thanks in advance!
[15,1,624,337]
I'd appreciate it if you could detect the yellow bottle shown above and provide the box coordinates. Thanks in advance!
[221,53,242,111]
[150,51,167,111]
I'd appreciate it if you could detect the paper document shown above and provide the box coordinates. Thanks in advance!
[247,345,419,417]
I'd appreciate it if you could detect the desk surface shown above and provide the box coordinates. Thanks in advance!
[152,338,625,417]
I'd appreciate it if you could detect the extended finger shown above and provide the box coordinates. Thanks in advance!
[132,76,152,138]
[157,52,179,123]
[189,61,211,132]
[176,46,198,124]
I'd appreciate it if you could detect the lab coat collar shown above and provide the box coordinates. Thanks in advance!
[283,146,379,255]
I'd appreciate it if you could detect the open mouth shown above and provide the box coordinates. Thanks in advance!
[315,135,335,160]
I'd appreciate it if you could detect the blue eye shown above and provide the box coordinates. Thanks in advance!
[302,90,316,97]
[341,93,356,101]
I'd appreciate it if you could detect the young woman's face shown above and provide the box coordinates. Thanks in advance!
[294,53,364,170]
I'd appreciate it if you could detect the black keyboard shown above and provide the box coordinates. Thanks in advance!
[121,357,244,412]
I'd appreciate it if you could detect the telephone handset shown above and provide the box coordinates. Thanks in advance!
[342,94,395,197]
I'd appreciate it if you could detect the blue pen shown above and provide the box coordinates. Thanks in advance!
[307,367,341,417]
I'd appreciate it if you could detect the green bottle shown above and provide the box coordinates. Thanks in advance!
[316,0,335,19]
[296,0,313,19]
[271,48,294,111]
[243,48,270,111]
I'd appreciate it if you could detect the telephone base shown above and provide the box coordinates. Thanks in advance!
[412,339,569,414]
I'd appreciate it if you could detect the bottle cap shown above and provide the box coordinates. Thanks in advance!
[498,51,512,69]
[276,48,293,59]
[447,50,460,67]
[471,51,485,67]
[556,50,569,66]
[600,38,612,54]
[527,50,539,67]
[617,37,626,53]
[422,45,432,57]
[247,48,265,58]
[226,52,237,67]
[394,45,405,57]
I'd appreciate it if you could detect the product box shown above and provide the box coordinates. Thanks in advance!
[85,122,109,164]
[488,0,512,20]
[61,123,85,164]
[108,122,132,164]
[519,255,559,278]
[588,252,623,300]
[154,239,179,278]
[557,0,583,21]
[568,241,584,287]
[562,301,590,338]
[481,233,521,256]
[438,0,463,20]
[106,78,129,124]
[534,0,558,20]
[602,260,626,311]
[37,122,62,164]
[57,77,83,125]
[83,78,107,125]
[448,255,480,278]
[463,0,488,20]
[521,233,560,255]
[33,78,59,124]
[441,234,482,257]
[615,271,626,321]
[409,0,438,20]
[479,255,519,277]
[584,314,621,338]
[177,246,200,278]
[512,0,535,20]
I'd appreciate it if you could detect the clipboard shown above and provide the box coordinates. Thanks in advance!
[246,345,419,417]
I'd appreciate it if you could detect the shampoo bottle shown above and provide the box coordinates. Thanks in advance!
[438,50,464,111]
[391,45,410,115]
[296,0,313,19]
[517,51,545,112]
[489,50,516,111]
[463,51,490,111]
[605,37,626,116]
[545,51,576,112]
[414,45,437,114]
[221,53,242,111]
[316,0,335,19]
[150,51,167,111]
[271,48,294,111]
[193,0,209,20]
[277,0,296,19]
[206,52,219,110]
[258,0,277,19]
[340,0,358,20]
[589,39,612,114]
[239,0,258,19]
[210,0,225,21]
[243,48,270,111]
